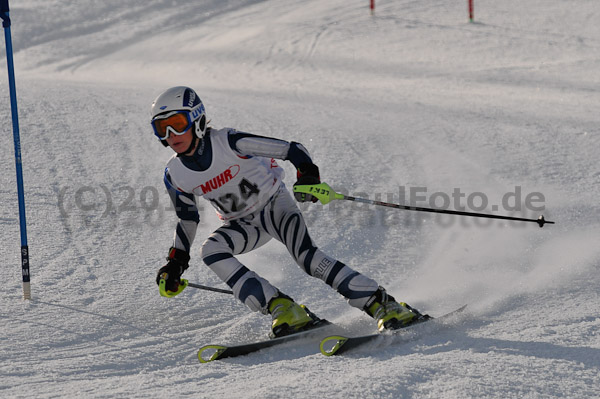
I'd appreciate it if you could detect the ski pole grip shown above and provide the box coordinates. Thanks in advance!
[158,278,188,298]
[293,182,344,205]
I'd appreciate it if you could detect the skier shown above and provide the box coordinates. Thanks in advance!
[152,86,425,337]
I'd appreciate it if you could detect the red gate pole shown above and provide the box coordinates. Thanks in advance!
[468,0,474,22]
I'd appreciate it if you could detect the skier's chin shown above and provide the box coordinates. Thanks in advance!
[170,142,186,153]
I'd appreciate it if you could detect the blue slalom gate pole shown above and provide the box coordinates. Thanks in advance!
[2,0,31,300]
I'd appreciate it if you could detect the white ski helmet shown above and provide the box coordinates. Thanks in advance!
[150,86,207,146]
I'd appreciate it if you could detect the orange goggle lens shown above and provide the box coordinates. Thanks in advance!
[152,112,192,139]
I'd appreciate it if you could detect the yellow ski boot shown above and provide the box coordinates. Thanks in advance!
[365,287,426,332]
[268,295,315,338]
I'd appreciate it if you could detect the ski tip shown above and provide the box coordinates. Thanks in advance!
[319,335,348,356]
[198,345,227,363]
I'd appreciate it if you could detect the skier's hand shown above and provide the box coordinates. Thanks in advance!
[156,247,190,292]
[294,163,320,203]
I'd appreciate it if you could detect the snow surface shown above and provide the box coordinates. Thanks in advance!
[1,0,599,397]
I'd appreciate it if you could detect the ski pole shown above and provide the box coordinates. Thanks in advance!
[159,278,233,297]
[187,281,233,295]
[293,183,555,228]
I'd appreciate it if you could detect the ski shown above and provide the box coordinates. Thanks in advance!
[319,304,467,356]
[198,319,332,363]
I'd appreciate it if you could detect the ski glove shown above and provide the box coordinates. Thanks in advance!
[293,162,320,203]
[156,247,190,292]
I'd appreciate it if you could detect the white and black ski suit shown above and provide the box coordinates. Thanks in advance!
[164,127,379,313]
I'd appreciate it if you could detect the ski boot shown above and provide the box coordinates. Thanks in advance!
[364,287,429,332]
[268,293,321,338]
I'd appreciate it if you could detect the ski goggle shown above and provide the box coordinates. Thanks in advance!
[151,110,194,140]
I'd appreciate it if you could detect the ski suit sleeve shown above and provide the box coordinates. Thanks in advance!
[164,169,200,253]
[227,130,314,169]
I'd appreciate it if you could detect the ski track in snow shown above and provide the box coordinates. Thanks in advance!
[1,0,599,398]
